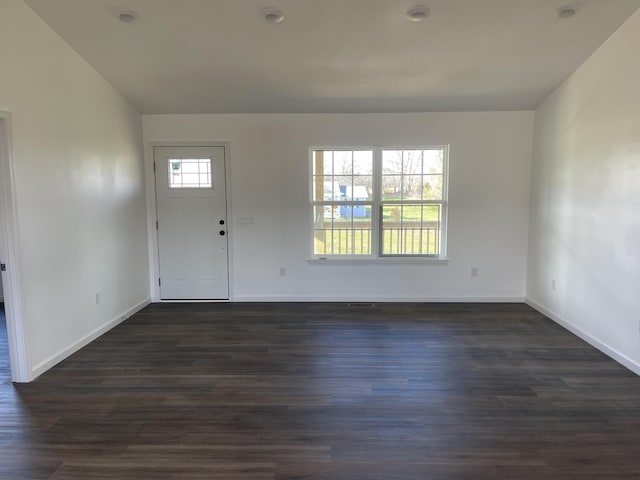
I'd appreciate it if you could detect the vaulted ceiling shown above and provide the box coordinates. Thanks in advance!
[24,0,640,114]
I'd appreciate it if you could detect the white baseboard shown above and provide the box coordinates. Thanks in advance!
[232,295,525,303]
[30,297,151,380]
[526,298,640,377]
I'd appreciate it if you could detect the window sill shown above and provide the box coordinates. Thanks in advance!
[307,257,449,265]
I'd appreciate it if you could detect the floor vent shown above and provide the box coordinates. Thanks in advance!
[347,303,376,308]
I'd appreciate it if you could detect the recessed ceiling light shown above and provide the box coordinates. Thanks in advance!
[116,9,140,24]
[557,7,577,19]
[406,5,430,22]
[262,8,284,24]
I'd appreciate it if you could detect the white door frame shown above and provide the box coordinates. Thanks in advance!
[0,112,30,382]
[145,141,233,302]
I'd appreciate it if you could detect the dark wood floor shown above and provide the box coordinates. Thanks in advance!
[2,303,640,479]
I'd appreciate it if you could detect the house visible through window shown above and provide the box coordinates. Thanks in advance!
[312,146,448,258]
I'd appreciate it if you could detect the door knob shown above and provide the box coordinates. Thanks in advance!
[219,230,226,236]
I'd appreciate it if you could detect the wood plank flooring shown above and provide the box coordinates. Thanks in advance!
[2,302,640,479]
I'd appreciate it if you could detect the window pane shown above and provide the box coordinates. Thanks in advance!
[423,149,444,174]
[382,175,402,200]
[313,150,333,177]
[402,174,423,200]
[326,180,341,201]
[168,158,212,188]
[402,150,423,175]
[334,176,352,198]
[313,177,347,202]
[353,151,373,174]
[334,151,353,175]
[382,150,403,174]
[381,204,441,256]
[422,175,443,200]
[181,162,199,174]
[352,176,372,200]
[312,175,324,202]
[313,205,371,255]
[182,173,199,185]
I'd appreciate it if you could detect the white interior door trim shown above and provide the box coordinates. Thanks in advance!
[0,111,31,382]
[145,141,233,302]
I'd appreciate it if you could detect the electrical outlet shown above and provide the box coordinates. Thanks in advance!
[471,267,479,278]
[279,267,286,277]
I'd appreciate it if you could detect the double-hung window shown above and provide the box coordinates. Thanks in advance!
[311,146,448,259]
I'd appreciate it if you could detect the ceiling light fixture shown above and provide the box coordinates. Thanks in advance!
[557,6,577,19]
[116,9,140,24]
[262,8,284,24]
[406,5,430,22]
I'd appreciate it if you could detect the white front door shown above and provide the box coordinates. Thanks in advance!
[154,146,229,300]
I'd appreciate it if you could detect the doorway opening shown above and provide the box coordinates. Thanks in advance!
[0,113,29,383]
[0,304,8,384]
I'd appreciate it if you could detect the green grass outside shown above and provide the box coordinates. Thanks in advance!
[314,225,440,256]
[314,203,442,255]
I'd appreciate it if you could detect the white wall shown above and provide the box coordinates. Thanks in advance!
[0,0,150,380]
[144,112,533,302]
[527,10,640,373]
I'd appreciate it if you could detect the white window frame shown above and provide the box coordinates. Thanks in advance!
[309,145,449,262]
